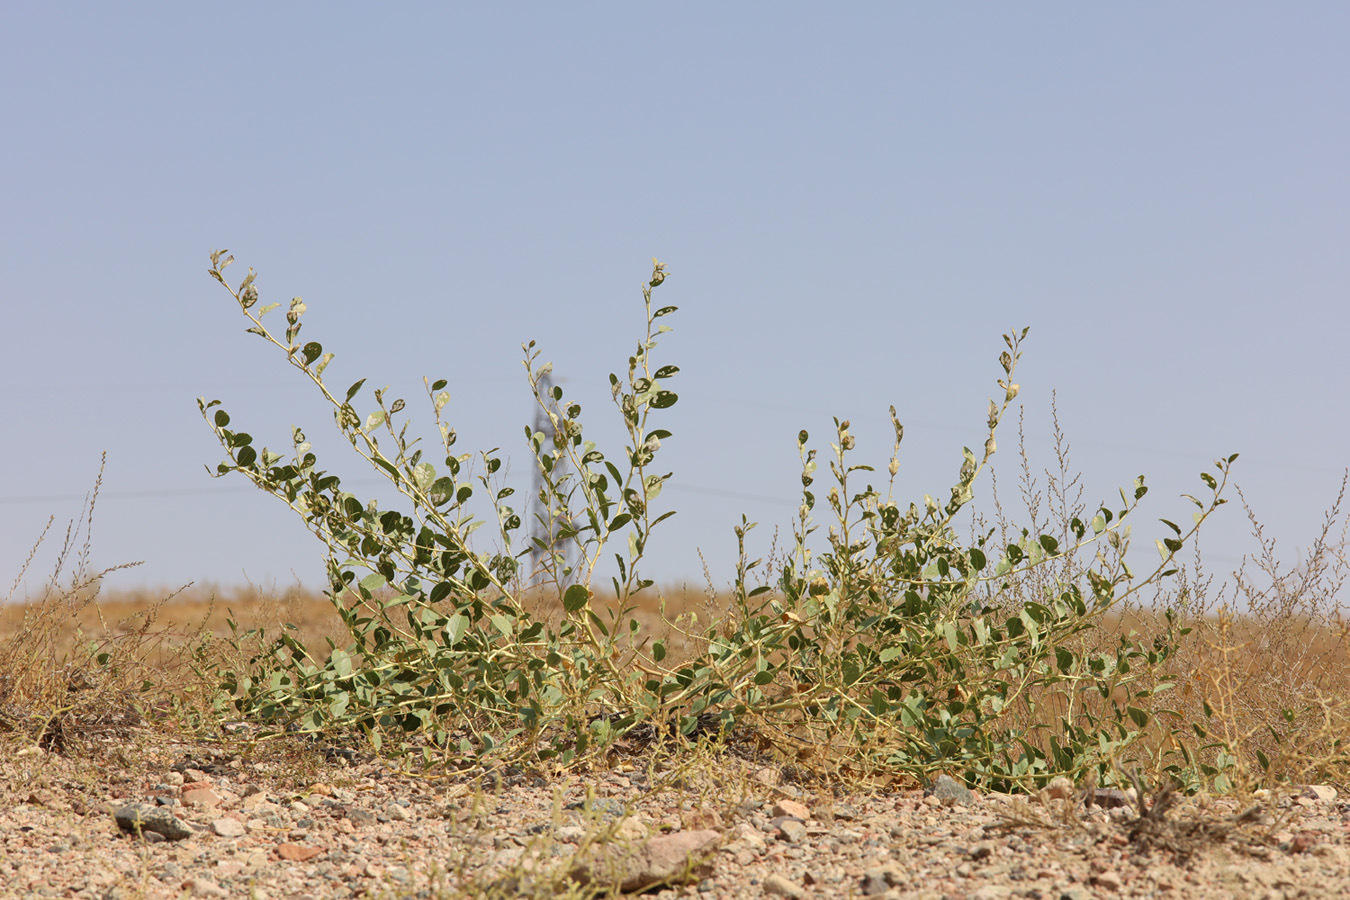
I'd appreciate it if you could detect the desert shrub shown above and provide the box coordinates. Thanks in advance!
[200,252,1239,789]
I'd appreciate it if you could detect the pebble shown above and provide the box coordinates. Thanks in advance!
[113,803,194,841]
[771,799,811,821]
[187,876,227,897]
[762,872,804,898]
[210,818,245,837]
[276,842,324,862]
[926,775,975,807]
[181,788,222,809]
[1043,776,1074,801]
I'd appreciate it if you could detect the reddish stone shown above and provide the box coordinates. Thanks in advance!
[181,788,223,808]
[276,843,324,862]
[771,799,811,821]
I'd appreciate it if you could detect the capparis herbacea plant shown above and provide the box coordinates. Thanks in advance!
[200,251,1236,790]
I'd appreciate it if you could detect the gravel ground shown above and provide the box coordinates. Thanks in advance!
[2,736,1348,900]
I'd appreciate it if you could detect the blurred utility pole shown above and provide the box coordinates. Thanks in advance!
[529,372,574,587]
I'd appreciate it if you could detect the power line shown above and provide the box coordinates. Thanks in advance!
[0,478,796,508]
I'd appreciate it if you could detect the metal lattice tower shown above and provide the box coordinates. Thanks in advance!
[529,372,573,586]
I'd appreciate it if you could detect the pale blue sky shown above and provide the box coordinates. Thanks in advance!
[3,4,1347,598]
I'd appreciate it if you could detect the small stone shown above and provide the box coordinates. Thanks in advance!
[347,809,377,826]
[567,796,628,821]
[214,861,244,878]
[1091,870,1123,890]
[862,865,904,888]
[211,819,246,837]
[276,842,324,862]
[776,819,807,843]
[683,808,723,831]
[114,803,194,841]
[386,804,410,822]
[772,799,811,821]
[968,887,1012,900]
[181,788,223,809]
[614,817,649,841]
[727,822,767,851]
[187,877,227,897]
[165,772,185,786]
[1043,777,1074,801]
[1301,785,1338,803]
[1289,831,1320,853]
[1059,889,1093,900]
[753,766,782,787]
[926,774,975,807]
[969,840,995,860]
[763,873,805,898]
[860,872,890,896]
[569,829,720,893]
[1090,789,1130,809]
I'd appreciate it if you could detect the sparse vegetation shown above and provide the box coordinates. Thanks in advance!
[183,251,1345,794]
[1,253,1346,899]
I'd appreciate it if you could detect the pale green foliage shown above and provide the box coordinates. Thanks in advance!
[201,251,1239,788]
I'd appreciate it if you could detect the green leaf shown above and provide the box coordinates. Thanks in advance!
[650,391,678,409]
[445,614,467,647]
[346,378,367,402]
[427,476,455,506]
[301,342,323,365]
[412,462,435,490]
[942,622,959,652]
[653,305,678,318]
[214,410,230,428]
[563,585,590,613]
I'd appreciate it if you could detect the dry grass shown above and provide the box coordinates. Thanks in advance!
[4,577,1346,785]
[3,447,1346,795]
